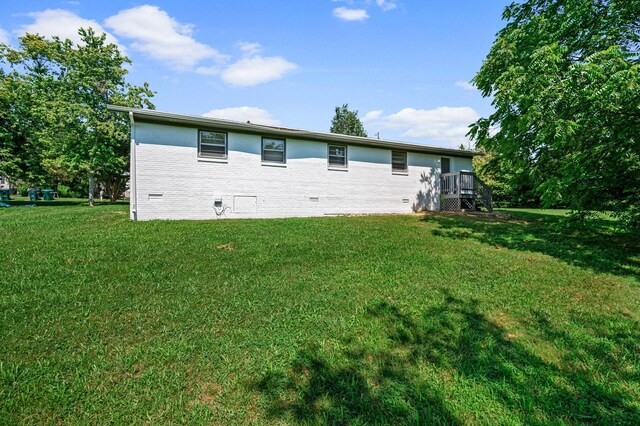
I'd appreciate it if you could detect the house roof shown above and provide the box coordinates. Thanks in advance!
[107,105,478,158]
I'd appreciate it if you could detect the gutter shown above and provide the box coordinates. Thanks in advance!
[129,111,137,221]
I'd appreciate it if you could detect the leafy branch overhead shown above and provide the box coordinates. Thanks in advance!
[470,0,640,229]
[0,28,155,203]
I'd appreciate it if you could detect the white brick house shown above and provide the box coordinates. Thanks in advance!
[109,106,476,221]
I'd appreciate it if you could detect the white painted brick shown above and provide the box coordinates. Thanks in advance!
[132,122,472,220]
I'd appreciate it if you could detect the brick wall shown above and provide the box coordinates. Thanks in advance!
[132,122,472,220]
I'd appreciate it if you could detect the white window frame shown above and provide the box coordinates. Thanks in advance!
[262,137,286,164]
[198,130,228,159]
[392,151,408,174]
[328,144,348,169]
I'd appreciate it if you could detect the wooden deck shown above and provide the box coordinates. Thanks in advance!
[441,171,493,212]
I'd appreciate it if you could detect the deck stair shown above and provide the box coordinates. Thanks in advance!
[440,171,493,212]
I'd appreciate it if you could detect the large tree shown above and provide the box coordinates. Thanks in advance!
[1,29,154,204]
[470,0,640,228]
[0,37,60,187]
[330,103,368,137]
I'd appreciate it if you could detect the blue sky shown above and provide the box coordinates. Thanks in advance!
[0,0,511,148]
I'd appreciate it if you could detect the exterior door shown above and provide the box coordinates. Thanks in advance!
[441,158,455,195]
[441,157,451,174]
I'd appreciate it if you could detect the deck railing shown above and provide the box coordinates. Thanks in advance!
[474,174,493,212]
[441,171,493,212]
[441,172,475,196]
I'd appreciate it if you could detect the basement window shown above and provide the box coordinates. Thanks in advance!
[262,137,286,164]
[392,151,408,173]
[198,130,227,159]
[328,144,347,169]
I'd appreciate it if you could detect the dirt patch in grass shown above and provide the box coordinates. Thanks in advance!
[191,382,222,407]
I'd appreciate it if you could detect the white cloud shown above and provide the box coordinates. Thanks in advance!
[363,106,480,144]
[455,80,476,91]
[203,107,281,126]
[104,5,227,71]
[237,41,262,56]
[333,7,369,21]
[222,56,297,86]
[14,6,297,87]
[104,6,295,86]
[0,26,8,45]
[362,110,383,121]
[16,9,122,50]
[194,66,220,76]
[376,0,397,11]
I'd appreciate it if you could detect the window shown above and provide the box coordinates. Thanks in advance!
[262,137,286,164]
[392,151,407,173]
[328,144,347,168]
[198,130,227,159]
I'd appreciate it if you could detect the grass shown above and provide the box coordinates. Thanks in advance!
[1,200,638,424]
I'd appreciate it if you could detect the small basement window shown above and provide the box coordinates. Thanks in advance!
[328,144,347,168]
[199,130,227,159]
[392,151,408,173]
[262,137,286,164]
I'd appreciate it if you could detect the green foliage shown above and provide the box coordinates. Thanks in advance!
[330,103,368,137]
[56,183,82,198]
[470,0,640,229]
[0,204,638,423]
[474,151,541,208]
[0,40,56,186]
[0,29,154,202]
[13,182,30,197]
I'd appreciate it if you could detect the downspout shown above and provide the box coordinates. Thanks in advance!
[129,111,137,221]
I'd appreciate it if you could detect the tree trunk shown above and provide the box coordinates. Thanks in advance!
[101,174,128,203]
[88,172,95,206]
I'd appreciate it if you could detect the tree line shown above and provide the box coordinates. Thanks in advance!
[0,29,154,204]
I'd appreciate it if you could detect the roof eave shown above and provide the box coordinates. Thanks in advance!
[107,105,478,158]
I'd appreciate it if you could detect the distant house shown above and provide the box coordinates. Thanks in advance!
[0,175,10,189]
[109,106,488,221]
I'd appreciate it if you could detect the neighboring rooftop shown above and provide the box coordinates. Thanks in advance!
[108,105,478,158]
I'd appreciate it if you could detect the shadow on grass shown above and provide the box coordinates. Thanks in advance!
[254,294,639,424]
[423,211,639,279]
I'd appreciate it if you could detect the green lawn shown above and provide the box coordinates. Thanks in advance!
[1,200,638,425]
